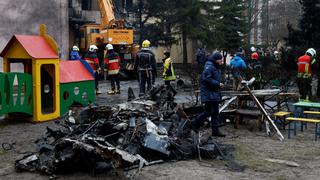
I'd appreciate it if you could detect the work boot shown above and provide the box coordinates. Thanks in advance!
[96,89,102,95]
[115,88,120,94]
[212,130,226,137]
[107,88,115,95]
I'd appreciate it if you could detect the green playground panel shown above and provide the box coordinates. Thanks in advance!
[60,81,95,116]
[0,72,33,116]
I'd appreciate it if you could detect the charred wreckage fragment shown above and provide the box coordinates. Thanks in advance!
[15,85,233,176]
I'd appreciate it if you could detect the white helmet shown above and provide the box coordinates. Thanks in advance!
[89,45,98,52]
[72,45,79,51]
[306,48,316,57]
[106,44,113,50]
[250,46,256,52]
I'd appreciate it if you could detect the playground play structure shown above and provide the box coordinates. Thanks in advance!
[0,25,95,122]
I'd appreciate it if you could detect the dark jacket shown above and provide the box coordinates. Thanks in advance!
[196,48,206,65]
[134,48,157,78]
[200,54,222,103]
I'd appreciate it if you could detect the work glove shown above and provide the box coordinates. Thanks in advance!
[97,67,102,74]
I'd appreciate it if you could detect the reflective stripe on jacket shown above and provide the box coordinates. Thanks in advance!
[84,52,99,72]
[297,55,315,78]
[104,52,120,75]
[163,57,176,81]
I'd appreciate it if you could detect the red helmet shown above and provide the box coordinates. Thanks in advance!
[251,52,259,60]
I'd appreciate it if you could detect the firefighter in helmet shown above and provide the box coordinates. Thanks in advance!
[134,40,157,96]
[84,45,101,94]
[297,48,316,101]
[104,44,121,94]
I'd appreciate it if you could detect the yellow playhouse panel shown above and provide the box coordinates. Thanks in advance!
[3,41,31,72]
[32,59,60,122]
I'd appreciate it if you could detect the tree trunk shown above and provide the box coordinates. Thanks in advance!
[138,0,143,45]
[316,73,320,99]
[182,28,188,64]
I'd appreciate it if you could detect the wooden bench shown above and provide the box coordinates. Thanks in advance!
[273,111,291,130]
[304,111,320,115]
[234,109,262,130]
[299,111,320,131]
[286,117,320,140]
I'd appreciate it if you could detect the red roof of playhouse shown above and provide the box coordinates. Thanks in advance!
[0,35,58,58]
[60,60,94,83]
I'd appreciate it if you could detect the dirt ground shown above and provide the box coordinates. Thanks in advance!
[1,79,320,180]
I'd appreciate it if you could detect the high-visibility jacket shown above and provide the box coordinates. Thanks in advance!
[251,52,259,60]
[297,55,315,78]
[163,57,176,81]
[84,52,99,72]
[104,52,121,75]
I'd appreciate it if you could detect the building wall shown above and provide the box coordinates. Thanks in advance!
[153,39,195,64]
[250,0,263,45]
[0,0,69,71]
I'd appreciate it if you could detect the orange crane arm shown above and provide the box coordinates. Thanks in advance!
[98,0,116,29]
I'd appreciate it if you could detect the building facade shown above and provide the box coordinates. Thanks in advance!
[248,0,301,46]
[0,0,69,71]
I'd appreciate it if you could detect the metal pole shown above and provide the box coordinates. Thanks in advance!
[266,0,269,46]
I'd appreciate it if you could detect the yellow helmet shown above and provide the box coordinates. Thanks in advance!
[142,40,151,48]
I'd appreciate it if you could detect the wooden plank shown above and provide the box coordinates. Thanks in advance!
[221,109,237,113]
[274,111,291,117]
[236,109,261,116]
[219,96,237,113]
[241,79,284,141]
[293,101,320,108]
[221,89,281,97]
[264,158,300,167]
[304,111,320,115]
[286,117,320,123]
[277,93,299,97]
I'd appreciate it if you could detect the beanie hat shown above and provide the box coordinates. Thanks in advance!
[208,52,222,61]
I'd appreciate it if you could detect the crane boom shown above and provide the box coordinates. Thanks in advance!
[80,0,133,48]
[98,0,116,28]
[98,0,126,29]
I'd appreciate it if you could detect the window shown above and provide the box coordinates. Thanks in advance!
[68,0,73,8]
[82,0,92,10]
[90,29,100,33]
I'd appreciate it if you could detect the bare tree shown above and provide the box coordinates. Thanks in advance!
[260,0,302,46]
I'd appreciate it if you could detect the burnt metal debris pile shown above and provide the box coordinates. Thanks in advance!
[15,85,234,176]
